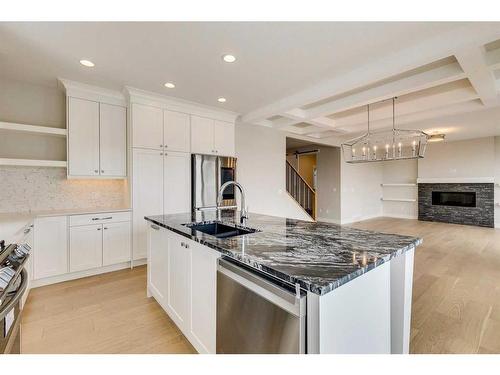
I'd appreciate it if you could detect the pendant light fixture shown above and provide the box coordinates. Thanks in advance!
[341,97,428,163]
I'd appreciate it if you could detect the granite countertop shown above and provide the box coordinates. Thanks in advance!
[145,210,422,296]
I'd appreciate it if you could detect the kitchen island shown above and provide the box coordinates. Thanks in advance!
[145,210,422,354]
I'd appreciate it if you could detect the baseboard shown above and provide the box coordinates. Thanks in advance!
[132,258,147,267]
[316,217,341,225]
[341,213,383,225]
[382,214,418,220]
[31,261,135,288]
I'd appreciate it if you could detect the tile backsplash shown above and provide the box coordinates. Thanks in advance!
[0,166,128,213]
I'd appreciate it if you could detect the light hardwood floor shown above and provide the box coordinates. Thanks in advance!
[350,217,500,354]
[22,217,500,354]
[21,266,195,354]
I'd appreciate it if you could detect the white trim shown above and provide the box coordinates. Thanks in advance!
[381,183,417,187]
[316,217,341,225]
[31,260,138,288]
[341,213,382,225]
[381,198,417,202]
[382,214,418,220]
[59,78,126,106]
[0,158,67,168]
[417,177,495,183]
[0,121,66,137]
[125,86,239,123]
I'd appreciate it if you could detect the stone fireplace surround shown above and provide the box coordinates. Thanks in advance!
[418,182,494,228]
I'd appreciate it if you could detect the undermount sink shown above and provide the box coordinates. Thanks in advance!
[183,221,260,239]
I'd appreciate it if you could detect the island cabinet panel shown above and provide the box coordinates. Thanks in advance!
[167,231,192,333]
[147,223,169,308]
[308,261,391,354]
[190,241,220,354]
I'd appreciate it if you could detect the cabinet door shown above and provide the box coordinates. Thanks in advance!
[167,232,191,332]
[191,115,214,155]
[214,120,235,157]
[164,110,190,153]
[33,216,68,280]
[132,148,164,260]
[102,221,131,266]
[100,103,127,177]
[148,224,169,308]
[164,152,191,215]
[190,241,220,353]
[132,103,163,149]
[68,97,100,176]
[69,224,103,272]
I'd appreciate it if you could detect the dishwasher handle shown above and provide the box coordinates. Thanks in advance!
[217,258,306,317]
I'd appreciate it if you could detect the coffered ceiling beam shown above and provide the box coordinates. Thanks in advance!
[485,47,500,70]
[455,47,499,107]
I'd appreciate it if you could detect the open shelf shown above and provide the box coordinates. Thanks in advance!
[0,158,67,168]
[381,198,417,202]
[381,183,417,187]
[0,121,67,137]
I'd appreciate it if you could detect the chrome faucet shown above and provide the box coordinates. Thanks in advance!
[217,181,249,225]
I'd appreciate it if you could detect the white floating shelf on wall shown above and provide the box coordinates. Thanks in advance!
[0,121,67,137]
[0,158,67,168]
[381,183,417,187]
[381,198,417,202]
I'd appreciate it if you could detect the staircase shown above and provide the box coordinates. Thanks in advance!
[286,160,316,220]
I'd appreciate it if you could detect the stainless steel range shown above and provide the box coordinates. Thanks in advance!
[0,241,30,354]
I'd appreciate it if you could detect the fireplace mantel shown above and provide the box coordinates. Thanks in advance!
[417,177,495,184]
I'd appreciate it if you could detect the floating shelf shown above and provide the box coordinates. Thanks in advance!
[0,158,67,168]
[381,198,417,202]
[381,183,417,187]
[0,121,67,137]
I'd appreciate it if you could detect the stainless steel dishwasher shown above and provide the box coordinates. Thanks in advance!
[216,258,306,354]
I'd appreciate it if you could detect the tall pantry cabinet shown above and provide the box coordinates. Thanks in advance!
[128,90,237,262]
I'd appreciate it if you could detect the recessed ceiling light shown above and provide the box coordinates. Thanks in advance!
[164,82,176,89]
[79,59,95,67]
[222,54,236,63]
[428,134,445,143]
[218,97,227,103]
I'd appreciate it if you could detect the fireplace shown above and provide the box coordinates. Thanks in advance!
[418,183,494,227]
[431,191,476,208]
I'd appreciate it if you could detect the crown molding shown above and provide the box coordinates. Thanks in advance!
[58,78,126,106]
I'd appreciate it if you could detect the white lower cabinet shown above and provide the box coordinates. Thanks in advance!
[103,221,131,266]
[33,216,68,279]
[33,211,131,285]
[190,241,220,353]
[167,231,191,332]
[147,226,220,353]
[70,224,103,272]
[148,223,169,308]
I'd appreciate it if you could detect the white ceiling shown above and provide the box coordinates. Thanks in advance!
[0,22,464,114]
[2,22,500,142]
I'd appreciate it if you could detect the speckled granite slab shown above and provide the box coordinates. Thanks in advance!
[145,211,422,296]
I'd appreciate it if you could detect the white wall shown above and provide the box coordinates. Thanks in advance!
[316,146,341,223]
[236,122,311,221]
[340,153,383,224]
[418,137,495,181]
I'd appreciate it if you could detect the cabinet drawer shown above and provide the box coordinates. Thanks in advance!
[69,211,131,227]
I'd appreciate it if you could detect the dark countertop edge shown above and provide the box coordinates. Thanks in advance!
[145,216,422,296]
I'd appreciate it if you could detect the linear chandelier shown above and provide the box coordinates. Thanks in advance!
[341,98,429,163]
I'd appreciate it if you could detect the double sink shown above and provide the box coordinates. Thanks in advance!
[183,221,260,239]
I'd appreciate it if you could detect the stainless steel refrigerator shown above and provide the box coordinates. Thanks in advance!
[191,154,237,212]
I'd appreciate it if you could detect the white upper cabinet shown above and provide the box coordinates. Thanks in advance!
[214,120,235,157]
[191,115,215,155]
[132,103,163,150]
[99,103,127,177]
[164,151,191,215]
[67,96,127,178]
[164,110,190,153]
[191,115,235,156]
[68,97,100,176]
